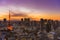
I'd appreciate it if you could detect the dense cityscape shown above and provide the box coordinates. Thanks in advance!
[0,18,60,40]
[0,0,60,40]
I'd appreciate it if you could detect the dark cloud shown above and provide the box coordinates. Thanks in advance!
[11,13,28,17]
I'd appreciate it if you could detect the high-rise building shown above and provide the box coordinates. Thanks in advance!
[3,18,7,22]
[40,18,45,32]
[2,18,7,27]
[24,18,30,26]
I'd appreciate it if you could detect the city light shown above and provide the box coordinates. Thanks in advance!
[0,0,60,40]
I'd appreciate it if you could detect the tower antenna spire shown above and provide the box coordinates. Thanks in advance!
[7,9,13,31]
[9,10,10,26]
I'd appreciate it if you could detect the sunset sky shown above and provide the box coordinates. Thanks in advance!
[0,0,60,20]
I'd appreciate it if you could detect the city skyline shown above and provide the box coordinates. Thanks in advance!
[0,0,60,20]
